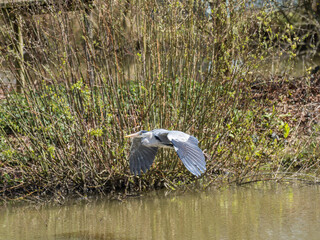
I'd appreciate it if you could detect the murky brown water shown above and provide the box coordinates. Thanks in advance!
[1,183,320,240]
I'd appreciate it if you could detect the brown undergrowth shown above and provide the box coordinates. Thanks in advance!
[252,71,320,137]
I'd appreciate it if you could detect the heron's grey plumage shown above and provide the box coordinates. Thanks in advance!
[129,138,158,175]
[126,129,206,176]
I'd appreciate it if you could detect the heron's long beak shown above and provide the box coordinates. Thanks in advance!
[124,132,140,138]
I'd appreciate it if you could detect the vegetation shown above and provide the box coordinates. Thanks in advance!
[0,0,319,201]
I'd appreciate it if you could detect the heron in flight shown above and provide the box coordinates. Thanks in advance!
[125,129,206,177]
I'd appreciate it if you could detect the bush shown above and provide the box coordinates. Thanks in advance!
[0,0,318,201]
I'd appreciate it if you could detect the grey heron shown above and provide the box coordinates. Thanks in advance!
[125,129,206,177]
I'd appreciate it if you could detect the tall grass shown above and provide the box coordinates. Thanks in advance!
[0,0,319,200]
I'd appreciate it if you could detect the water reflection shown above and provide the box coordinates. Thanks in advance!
[0,183,320,240]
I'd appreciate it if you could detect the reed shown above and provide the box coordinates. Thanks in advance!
[0,0,319,201]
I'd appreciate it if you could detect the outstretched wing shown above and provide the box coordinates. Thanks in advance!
[129,138,158,175]
[167,131,206,177]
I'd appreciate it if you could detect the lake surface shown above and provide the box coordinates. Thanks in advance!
[1,182,320,240]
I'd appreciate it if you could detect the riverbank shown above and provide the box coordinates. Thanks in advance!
[0,0,320,202]
[1,70,319,202]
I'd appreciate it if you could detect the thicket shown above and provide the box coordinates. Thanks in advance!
[0,0,319,201]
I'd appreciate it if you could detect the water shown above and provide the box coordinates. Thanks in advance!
[1,183,320,240]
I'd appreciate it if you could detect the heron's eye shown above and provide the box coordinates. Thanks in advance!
[140,130,147,134]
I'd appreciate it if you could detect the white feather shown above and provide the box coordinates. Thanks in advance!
[167,131,190,142]
[141,132,160,147]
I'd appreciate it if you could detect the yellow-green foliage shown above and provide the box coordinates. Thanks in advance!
[0,0,318,200]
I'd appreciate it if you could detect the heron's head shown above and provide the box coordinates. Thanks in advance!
[125,130,148,138]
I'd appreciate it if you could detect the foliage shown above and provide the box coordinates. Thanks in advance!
[0,0,319,201]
